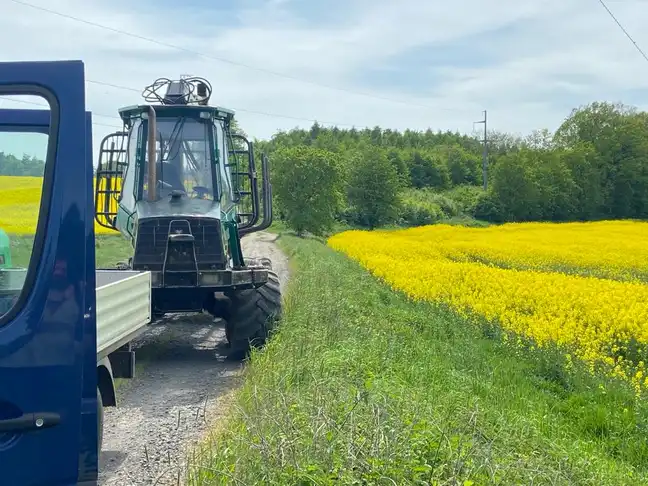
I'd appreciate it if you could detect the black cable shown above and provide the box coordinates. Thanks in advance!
[85,79,371,128]
[8,0,470,113]
[598,0,648,62]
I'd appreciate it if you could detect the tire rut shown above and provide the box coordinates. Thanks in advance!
[98,231,288,485]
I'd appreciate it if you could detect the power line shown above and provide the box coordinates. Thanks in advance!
[598,0,648,62]
[8,0,472,113]
[0,95,119,120]
[1,75,377,129]
[5,0,486,132]
[93,121,123,129]
[0,84,370,129]
[83,79,371,128]
[0,96,123,129]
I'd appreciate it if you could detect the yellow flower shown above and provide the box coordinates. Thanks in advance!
[328,221,648,393]
[0,176,118,235]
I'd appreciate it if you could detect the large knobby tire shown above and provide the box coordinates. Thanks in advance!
[225,269,282,359]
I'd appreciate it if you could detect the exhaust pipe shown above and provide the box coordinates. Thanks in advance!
[147,105,157,201]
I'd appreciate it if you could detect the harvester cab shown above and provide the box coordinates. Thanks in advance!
[94,76,281,356]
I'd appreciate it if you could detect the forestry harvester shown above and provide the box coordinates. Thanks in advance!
[94,76,281,356]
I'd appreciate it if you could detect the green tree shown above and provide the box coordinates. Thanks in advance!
[533,150,578,221]
[407,150,450,189]
[386,149,409,186]
[0,152,45,176]
[250,103,648,227]
[347,147,402,229]
[554,102,648,218]
[559,143,604,220]
[433,144,480,186]
[523,128,555,150]
[489,150,542,221]
[271,145,344,236]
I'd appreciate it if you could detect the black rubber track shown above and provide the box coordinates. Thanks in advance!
[225,269,282,358]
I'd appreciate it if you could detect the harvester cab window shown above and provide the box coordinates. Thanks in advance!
[142,117,215,200]
[214,120,234,202]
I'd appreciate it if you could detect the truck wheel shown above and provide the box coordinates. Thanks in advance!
[97,387,104,453]
[225,269,282,359]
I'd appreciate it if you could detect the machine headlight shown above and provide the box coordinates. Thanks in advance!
[200,273,222,285]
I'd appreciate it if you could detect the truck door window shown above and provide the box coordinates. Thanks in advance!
[0,95,52,320]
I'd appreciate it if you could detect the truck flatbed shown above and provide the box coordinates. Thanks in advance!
[96,270,152,360]
[0,269,152,360]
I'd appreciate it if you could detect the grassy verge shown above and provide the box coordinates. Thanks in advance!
[187,233,647,485]
[267,216,488,242]
[9,233,132,268]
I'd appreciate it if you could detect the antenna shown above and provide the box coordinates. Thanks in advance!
[473,110,488,191]
[142,77,213,105]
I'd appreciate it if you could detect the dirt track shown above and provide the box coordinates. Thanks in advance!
[98,231,288,485]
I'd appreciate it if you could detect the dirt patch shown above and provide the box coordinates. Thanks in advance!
[241,231,290,292]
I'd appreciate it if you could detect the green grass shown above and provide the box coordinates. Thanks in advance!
[9,233,132,268]
[395,187,487,230]
[187,233,648,485]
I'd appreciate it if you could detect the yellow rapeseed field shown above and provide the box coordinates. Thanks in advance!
[427,220,648,282]
[328,222,648,395]
[0,175,117,234]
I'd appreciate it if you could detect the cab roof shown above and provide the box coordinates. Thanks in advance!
[117,104,235,124]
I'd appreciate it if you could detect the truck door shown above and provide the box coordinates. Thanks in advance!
[0,61,97,485]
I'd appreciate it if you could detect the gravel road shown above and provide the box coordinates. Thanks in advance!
[98,231,289,486]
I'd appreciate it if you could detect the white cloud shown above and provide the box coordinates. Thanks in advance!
[1,0,648,161]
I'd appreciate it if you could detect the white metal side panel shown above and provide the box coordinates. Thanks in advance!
[96,271,151,357]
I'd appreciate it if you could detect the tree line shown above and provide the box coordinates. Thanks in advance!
[0,152,46,176]
[257,101,648,234]
[3,101,647,234]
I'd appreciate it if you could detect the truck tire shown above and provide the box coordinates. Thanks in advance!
[225,269,282,359]
[97,387,104,453]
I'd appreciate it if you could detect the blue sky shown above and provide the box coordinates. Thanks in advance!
[1,0,648,161]
[0,132,47,161]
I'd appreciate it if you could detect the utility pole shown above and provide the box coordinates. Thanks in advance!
[474,110,488,190]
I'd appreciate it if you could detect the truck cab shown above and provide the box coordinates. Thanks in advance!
[0,60,108,485]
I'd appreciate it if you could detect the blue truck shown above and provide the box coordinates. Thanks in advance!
[0,58,282,485]
[0,60,160,485]
[0,60,107,485]
[0,61,151,486]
